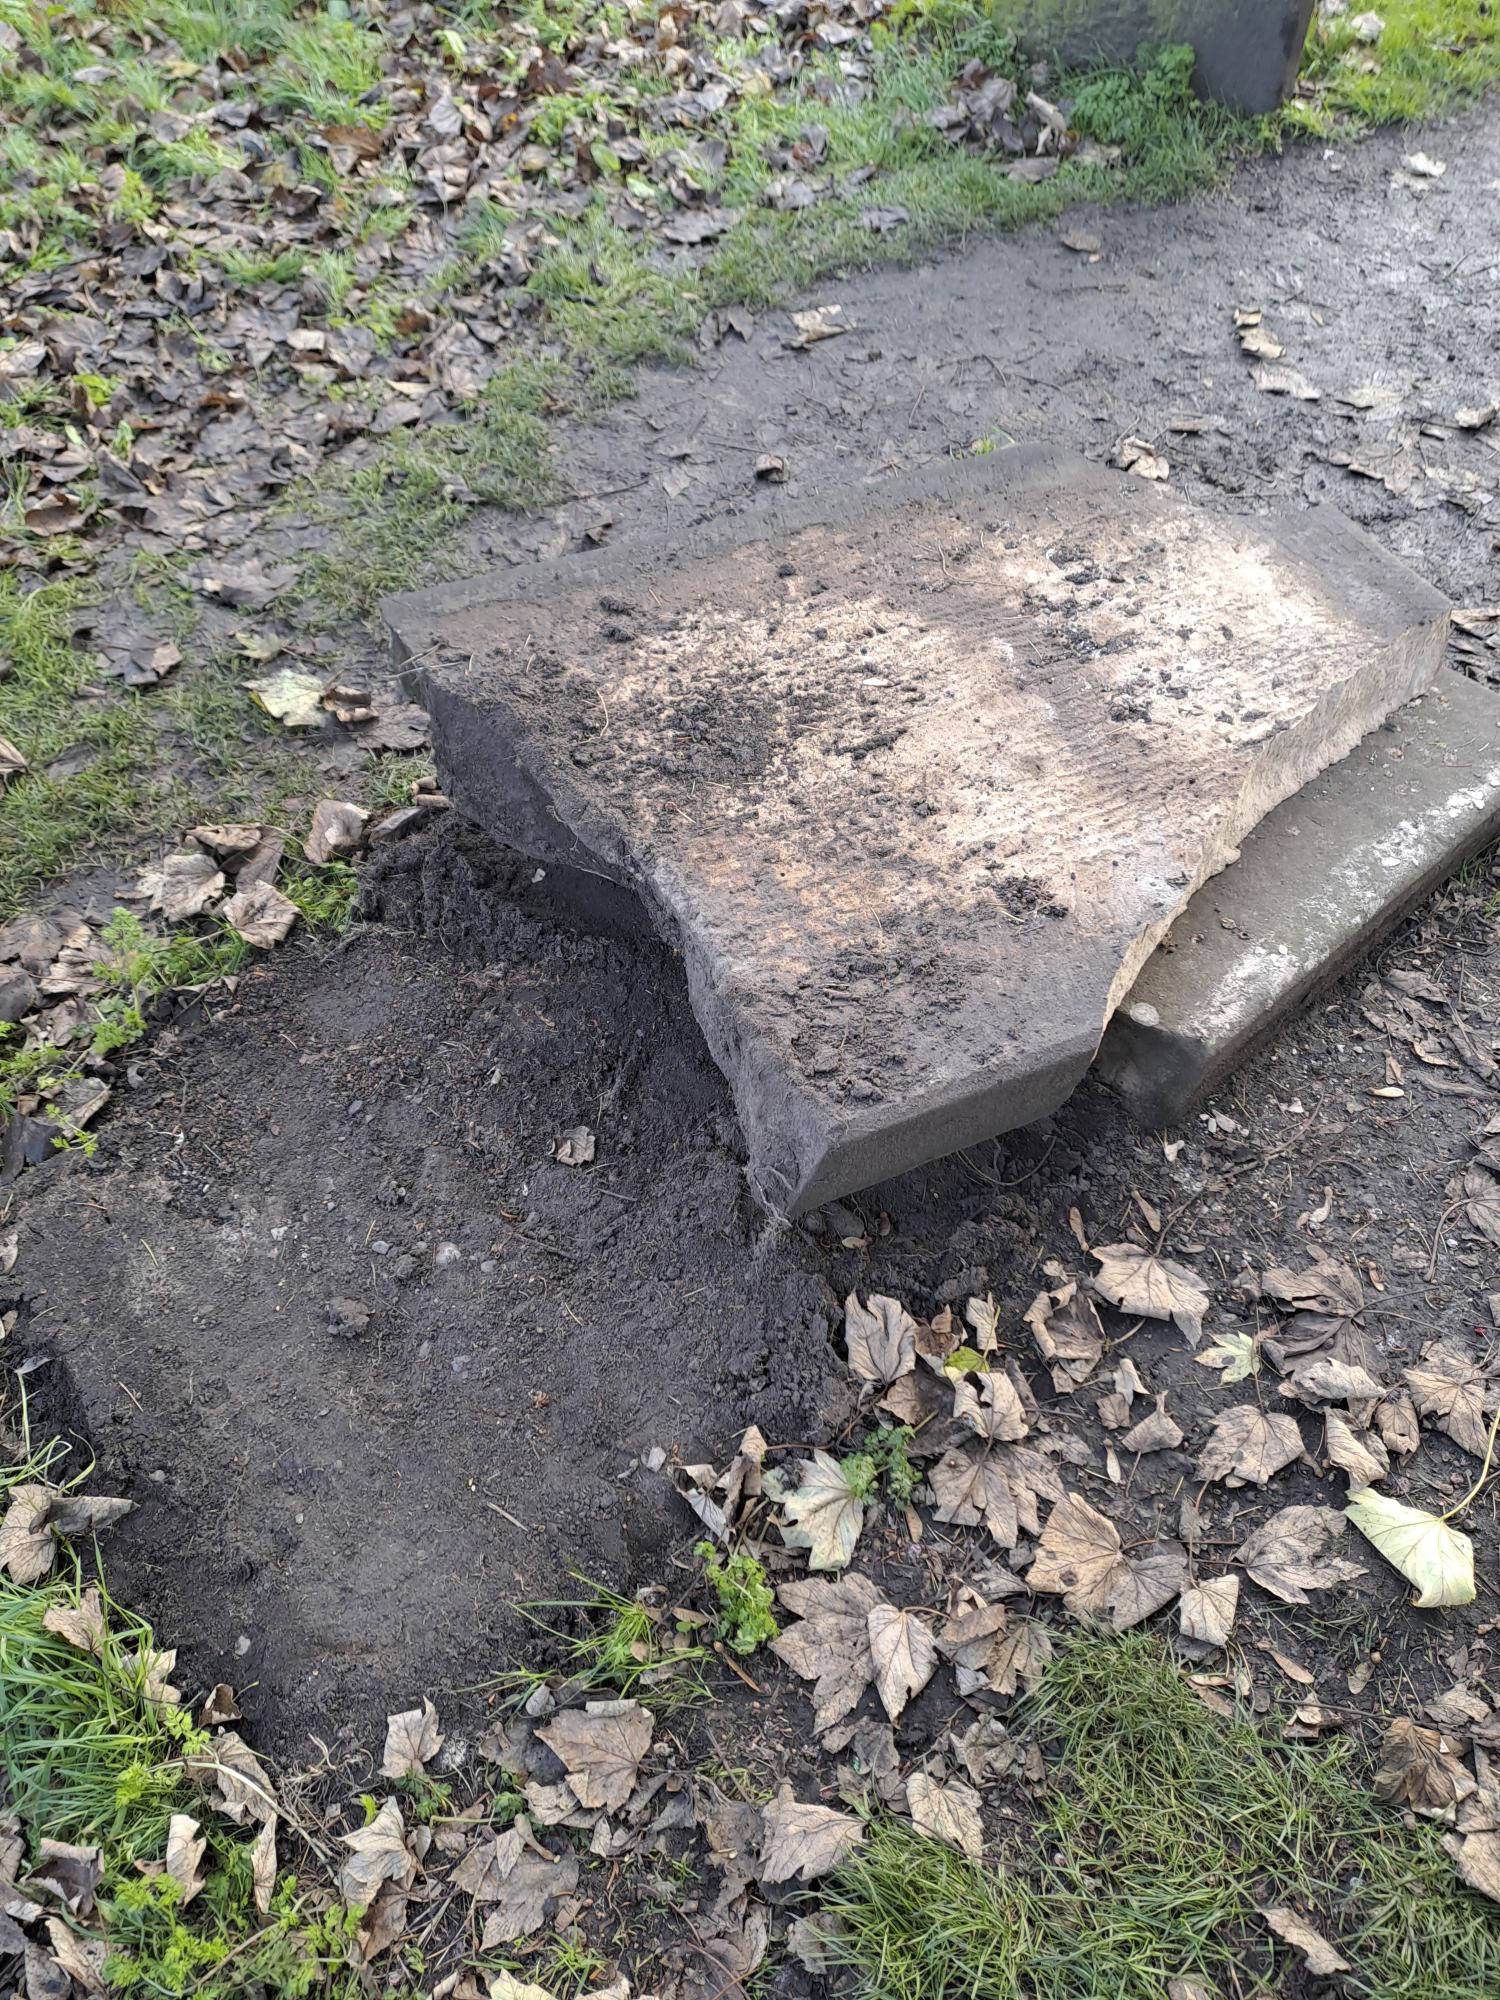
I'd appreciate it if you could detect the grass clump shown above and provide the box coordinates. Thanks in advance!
[0,907,246,1121]
[0,1401,360,1997]
[495,1575,710,1710]
[1297,0,1500,126]
[819,1632,1500,1998]
[292,361,566,618]
[695,1542,778,1656]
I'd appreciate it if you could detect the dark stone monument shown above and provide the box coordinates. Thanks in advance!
[997,0,1317,114]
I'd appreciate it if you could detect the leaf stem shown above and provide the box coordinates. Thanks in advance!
[1440,1397,1500,1521]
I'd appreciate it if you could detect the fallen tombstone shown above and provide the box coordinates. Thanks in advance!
[991,1,1317,114]
[385,447,1447,1214]
[1095,669,1500,1125]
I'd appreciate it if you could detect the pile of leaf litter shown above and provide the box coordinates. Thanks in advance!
[0,0,1131,582]
[6,1191,1500,1999]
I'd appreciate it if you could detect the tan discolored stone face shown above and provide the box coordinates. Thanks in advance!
[394,448,1447,1212]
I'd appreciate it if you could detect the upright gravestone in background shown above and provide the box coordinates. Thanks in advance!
[996,0,1317,113]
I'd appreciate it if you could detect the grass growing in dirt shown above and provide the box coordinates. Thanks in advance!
[0,1401,360,1998]
[1,0,1497,911]
[819,1632,1500,1999]
[0,906,246,1119]
[495,1575,711,1710]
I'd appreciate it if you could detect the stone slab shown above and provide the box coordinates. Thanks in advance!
[385,446,1449,1215]
[994,1,1316,114]
[1095,667,1500,1126]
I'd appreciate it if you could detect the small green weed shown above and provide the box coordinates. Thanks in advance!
[695,1541,778,1656]
[842,1425,922,1506]
[494,1575,710,1710]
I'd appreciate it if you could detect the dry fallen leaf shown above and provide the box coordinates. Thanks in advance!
[1236,1505,1365,1604]
[1323,1410,1389,1488]
[1178,1574,1239,1648]
[1091,1244,1209,1342]
[952,1371,1029,1443]
[25,1840,103,1917]
[221,881,299,949]
[139,850,225,923]
[1404,1343,1496,1459]
[165,1815,206,1908]
[771,1573,883,1737]
[43,1917,105,1995]
[758,1782,863,1883]
[775,1451,865,1570]
[1114,436,1169,479]
[1195,1330,1259,1382]
[191,1730,276,1826]
[381,1697,443,1779]
[844,1292,917,1387]
[1344,1487,1475,1608]
[339,1800,419,1910]
[1261,1906,1349,1976]
[1251,362,1321,400]
[41,1586,107,1656]
[1373,1717,1473,1817]
[357,1879,409,1963]
[251,1818,277,1915]
[0,1487,133,1587]
[454,1824,580,1944]
[1023,1281,1104,1392]
[1028,1493,1185,1629]
[489,1973,555,2000]
[305,799,369,865]
[536,1701,652,1811]
[905,1772,984,1859]
[1121,1394,1183,1454]
[867,1603,937,1721]
[553,1124,596,1166]
[1195,1405,1304,1487]
[1261,1256,1363,1318]
[245,669,328,729]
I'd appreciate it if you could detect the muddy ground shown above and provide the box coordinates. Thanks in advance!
[6,95,1500,1871]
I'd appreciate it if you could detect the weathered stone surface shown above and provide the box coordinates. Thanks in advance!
[386,447,1448,1213]
[1096,669,1500,1126]
[993,1,1316,114]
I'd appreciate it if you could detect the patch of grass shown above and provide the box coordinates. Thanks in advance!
[695,1542,778,1656]
[292,361,565,617]
[281,860,359,934]
[0,573,161,917]
[1297,0,1500,126]
[819,1632,1500,1999]
[0,1394,361,1998]
[0,907,246,1119]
